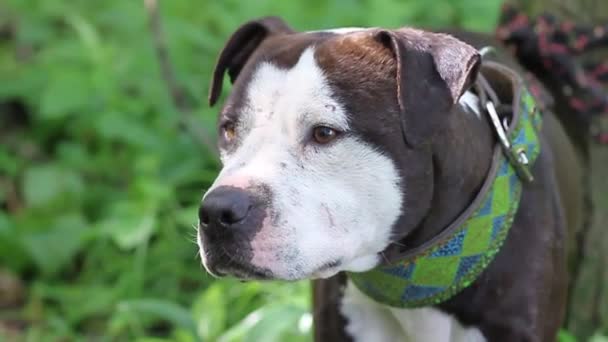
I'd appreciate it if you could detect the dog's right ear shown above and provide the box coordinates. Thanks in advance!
[373,29,481,147]
[208,17,294,106]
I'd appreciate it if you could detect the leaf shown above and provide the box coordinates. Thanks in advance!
[22,164,84,208]
[117,299,197,337]
[99,201,158,250]
[39,70,93,120]
[0,213,29,271]
[0,146,19,176]
[454,0,501,31]
[558,330,577,342]
[32,282,118,325]
[94,111,160,148]
[217,304,308,342]
[591,334,608,342]
[134,338,173,342]
[0,213,10,235]
[20,214,87,275]
[171,329,198,342]
[65,13,104,65]
[173,205,198,229]
[244,305,307,342]
[217,307,264,342]
[192,282,227,340]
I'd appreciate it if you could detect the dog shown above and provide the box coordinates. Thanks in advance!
[196,17,584,342]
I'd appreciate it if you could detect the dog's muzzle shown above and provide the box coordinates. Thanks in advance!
[197,185,272,279]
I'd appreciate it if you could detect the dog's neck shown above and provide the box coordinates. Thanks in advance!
[403,100,495,248]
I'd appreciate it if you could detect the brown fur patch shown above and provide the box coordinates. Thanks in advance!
[315,31,398,99]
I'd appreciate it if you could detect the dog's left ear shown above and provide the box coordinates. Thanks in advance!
[374,29,481,147]
[208,17,295,106]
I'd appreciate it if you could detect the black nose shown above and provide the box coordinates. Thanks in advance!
[199,187,252,228]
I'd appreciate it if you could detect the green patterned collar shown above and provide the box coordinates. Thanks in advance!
[348,62,543,308]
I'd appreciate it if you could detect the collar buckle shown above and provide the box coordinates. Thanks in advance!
[485,101,535,183]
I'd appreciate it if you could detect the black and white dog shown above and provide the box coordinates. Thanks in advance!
[196,18,584,342]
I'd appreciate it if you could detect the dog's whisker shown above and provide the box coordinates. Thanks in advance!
[379,251,391,265]
[388,239,407,248]
[185,230,198,245]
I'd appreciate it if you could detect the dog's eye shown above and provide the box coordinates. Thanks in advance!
[221,121,236,142]
[312,126,339,144]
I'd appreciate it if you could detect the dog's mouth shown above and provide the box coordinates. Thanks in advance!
[309,259,343,279]
[205,256,343,281]
[209,260,274,280]
[315,259,342,272]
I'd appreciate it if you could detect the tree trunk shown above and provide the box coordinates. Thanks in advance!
[512,0,608,339]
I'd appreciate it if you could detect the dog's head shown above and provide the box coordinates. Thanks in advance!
[197,17,481,280]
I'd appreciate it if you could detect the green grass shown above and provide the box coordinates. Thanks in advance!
[3,0,602,341]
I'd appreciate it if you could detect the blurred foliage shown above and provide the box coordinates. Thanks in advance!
[0,0,550,340]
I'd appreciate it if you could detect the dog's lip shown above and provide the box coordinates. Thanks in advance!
[313,259,342,274]
[215,261,274,280]
[202,263,224,278]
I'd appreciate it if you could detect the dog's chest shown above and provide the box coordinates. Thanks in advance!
[340,281,486,342]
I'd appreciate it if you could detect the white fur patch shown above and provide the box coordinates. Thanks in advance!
[200,47,403,280]
[341,281,406,341]
[459,90,481,118]
[341,281,487,342]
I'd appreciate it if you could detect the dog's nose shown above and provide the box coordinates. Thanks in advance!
[199,187,252,228]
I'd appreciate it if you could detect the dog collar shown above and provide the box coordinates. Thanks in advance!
[348,62,543,308]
